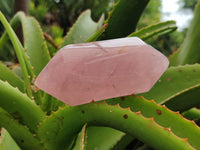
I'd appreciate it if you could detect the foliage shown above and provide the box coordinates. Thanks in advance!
[30,0,113,36]
[0,0,200,149]
[0,0,14,20]
[137,0,184,56]
[137,0,162,29]
[169,0,200,65]
[179,0,198,11]
[146,31,185,56]
[0,0,14,34]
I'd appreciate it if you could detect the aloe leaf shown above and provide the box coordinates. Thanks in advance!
[0,12,35,80]
[0,107,45,150]
[0,62,24,92]
[0,11,32,97]
[164,84,200,112]
[41,94,61,115]
[85,24,107,42]
[0,80,45,131]
[106,96,200,150]
[10,12,50,77]
[168,50,179,66]
[140,64,200,105]
[37,102,194,150]
[128,21,177,40]
[7,12,34,80]
[0,12,50,99]
[0,11,49,104]
[112,134,135,150]
[0,12,24,50]
[43,32,58,50]
[25,17,51,76]
[0,128,21,150]
[59,10,104,48]
[11,65,23,80]
[72,124,87,150]
[182,108,200,121]
[169,0,200,65]
[101,0,149,39]
[23,16,51,104]
[0,31,9,51]
[85,126,125,150]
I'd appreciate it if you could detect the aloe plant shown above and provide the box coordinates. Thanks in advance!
[0,0,200,149]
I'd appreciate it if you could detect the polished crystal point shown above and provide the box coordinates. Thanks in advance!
[35,37,169,106]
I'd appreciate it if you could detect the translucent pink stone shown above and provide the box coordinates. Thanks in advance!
[35,37,169,106]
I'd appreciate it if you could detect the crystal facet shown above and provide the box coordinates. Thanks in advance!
[35,37,169,106]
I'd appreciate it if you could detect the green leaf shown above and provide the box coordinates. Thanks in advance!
[0,12,34,79]
[140,64,200,105]
[0,128,21,150]
[0,62,24,92]
[25,17,51,76]
[85,24,107,42]
[0,80,45,131]
[0,30,9,52]
[59,10,104,48]
[0,107,44,150]
[6,12,34,80]
[0,12,23,51]
[112,134,135,150]
[0,11,50,104]
[182,108,200,121]
[164,84,200,112]
[0,11,51,103]
[0,11,32,97]
[41,94,62,115]
[128,21,177,40]
[106,96,200,150]
[37,102,194,150]
[85,126,124,150]
[11,65,23,80]
[101,0,149,39]
[72,124,87,150]
[168,50,179,66]
[169,0,200,65]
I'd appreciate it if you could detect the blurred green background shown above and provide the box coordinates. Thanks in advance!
[0,0,198,59]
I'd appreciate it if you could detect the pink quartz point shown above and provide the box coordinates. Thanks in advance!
[35,37,169,106]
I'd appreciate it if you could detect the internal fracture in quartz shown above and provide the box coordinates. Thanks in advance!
[35,37,169,106]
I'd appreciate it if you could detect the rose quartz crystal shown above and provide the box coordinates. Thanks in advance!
[35,37,169,106]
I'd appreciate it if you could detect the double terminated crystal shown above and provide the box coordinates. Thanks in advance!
[35,37,169,106]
